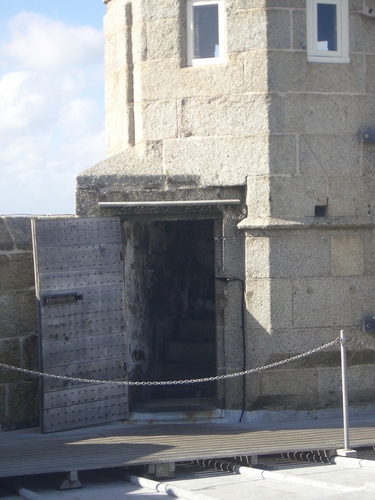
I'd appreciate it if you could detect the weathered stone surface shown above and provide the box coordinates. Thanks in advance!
[0,220,14,251]
[350,10,375,54]
[269,134,297,175]
[267,9,291,50]
[22,334,39,372]
[267,175,328,218]
[246,231,331,278]
[299,134,361,176]
[267,52,366,93]
[0,254,35,290]
[164,136,268,187]
[0,338,22,383]
[146,18,182,61]
[227,8,267,53]
[3,218,32,251]
[246,278,293,330]
[135,100,178,142]
[6,381,39,427]
[180,94,269,137]
[331,235,364,277]
[259,368,319,409]
[328,175,375,217]
[292,8,306,50]
[366,55,375,94]
[292,276,375,328]
[0,291,38,338]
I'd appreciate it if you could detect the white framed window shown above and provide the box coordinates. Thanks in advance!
[187,0,226,66]
[306,0,349,63]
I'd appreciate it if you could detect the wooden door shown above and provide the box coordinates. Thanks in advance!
[32,217,128,433]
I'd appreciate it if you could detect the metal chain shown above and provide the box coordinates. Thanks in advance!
[0,338,340,387]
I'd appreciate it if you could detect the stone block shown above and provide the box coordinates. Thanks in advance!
[366,55,375,94]
[136,56,244,101]
[268,175,328,218]
[105,69,133,110]
[0,254,35,290]
[164,135,268,187]
[271,93,375,135]
[135,100,178,142]
[22,334,39,372]
[259,367,319,409]
[103,0,131,36]
[267,9,291,49]
[0,385,6,423]
[269,134,298,175]
[243,50,268,92]
[0,338,22,383]
[133,0,181,23]
[363,143,375,176]
[245,326,340,367]
[350,10,375,55]
[299,134,361,176]
[363,231,375,275]
[105,28,132,71]
[246,175,271,218]
[180,94,269,137]
[222,280,244,330]
[267,52,365,93]
[146,18,182,61]
[234,0,266,8]
[227,9,267,53]
[246,278,293,330]
[0,290,38,338]
[246,231,331,278]
[0,219,14,251]
[4,218,32,251]
[331,235,364,277]
[292,276,375,328]
[292,8,306,50]
[6,381,39,427]
[328,175,375,217]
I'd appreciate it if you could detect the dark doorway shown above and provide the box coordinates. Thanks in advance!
[124,219,217,412]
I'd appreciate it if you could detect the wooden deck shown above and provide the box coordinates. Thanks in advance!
[1,415,374,478]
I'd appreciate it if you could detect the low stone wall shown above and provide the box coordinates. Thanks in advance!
[0,217,39,430]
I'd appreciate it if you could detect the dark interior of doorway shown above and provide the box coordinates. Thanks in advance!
[132,219,217,412]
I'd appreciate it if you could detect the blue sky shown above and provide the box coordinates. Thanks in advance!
[0,1,107,215]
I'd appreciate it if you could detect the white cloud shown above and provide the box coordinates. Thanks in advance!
[0,12,105,215]
[1,12,103,72]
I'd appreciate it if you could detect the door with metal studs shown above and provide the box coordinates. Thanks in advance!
[32,217,128,433]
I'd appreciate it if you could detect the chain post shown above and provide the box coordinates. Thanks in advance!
[340,330,350,450]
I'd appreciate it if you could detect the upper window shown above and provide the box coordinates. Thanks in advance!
[306,0,349,63]
[187,0,226,66]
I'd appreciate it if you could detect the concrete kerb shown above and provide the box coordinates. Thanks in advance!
[330,456,375,469]
[125,474,219,500]
[234,465,364,494]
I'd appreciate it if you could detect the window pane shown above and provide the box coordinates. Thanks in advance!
[317,3,337,51]
[193,4,219,59]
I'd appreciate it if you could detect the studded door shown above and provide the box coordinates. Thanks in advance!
[32,217,128,433]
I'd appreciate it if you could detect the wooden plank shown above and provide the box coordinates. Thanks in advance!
[40,310,126,341]
[43,397,129,433]
[32,217,129,433]
[37,268,124,291]
[42,333,127,368]
[34,217,122,247]
[36,243,123,274]
[0,418,374,477]
[43,384,128,409]
[42,358,127,391]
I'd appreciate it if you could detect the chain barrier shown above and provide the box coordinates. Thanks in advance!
[0,337,340,387]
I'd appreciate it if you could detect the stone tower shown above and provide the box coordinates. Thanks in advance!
[76,0,375,414]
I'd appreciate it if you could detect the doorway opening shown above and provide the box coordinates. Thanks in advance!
[124,219,217,412]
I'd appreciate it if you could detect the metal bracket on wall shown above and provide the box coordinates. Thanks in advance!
[41,292,83,306]
[359,130,375,143]
[363,316,375,333]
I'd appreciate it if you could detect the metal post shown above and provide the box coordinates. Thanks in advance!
[340,330,350,450]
